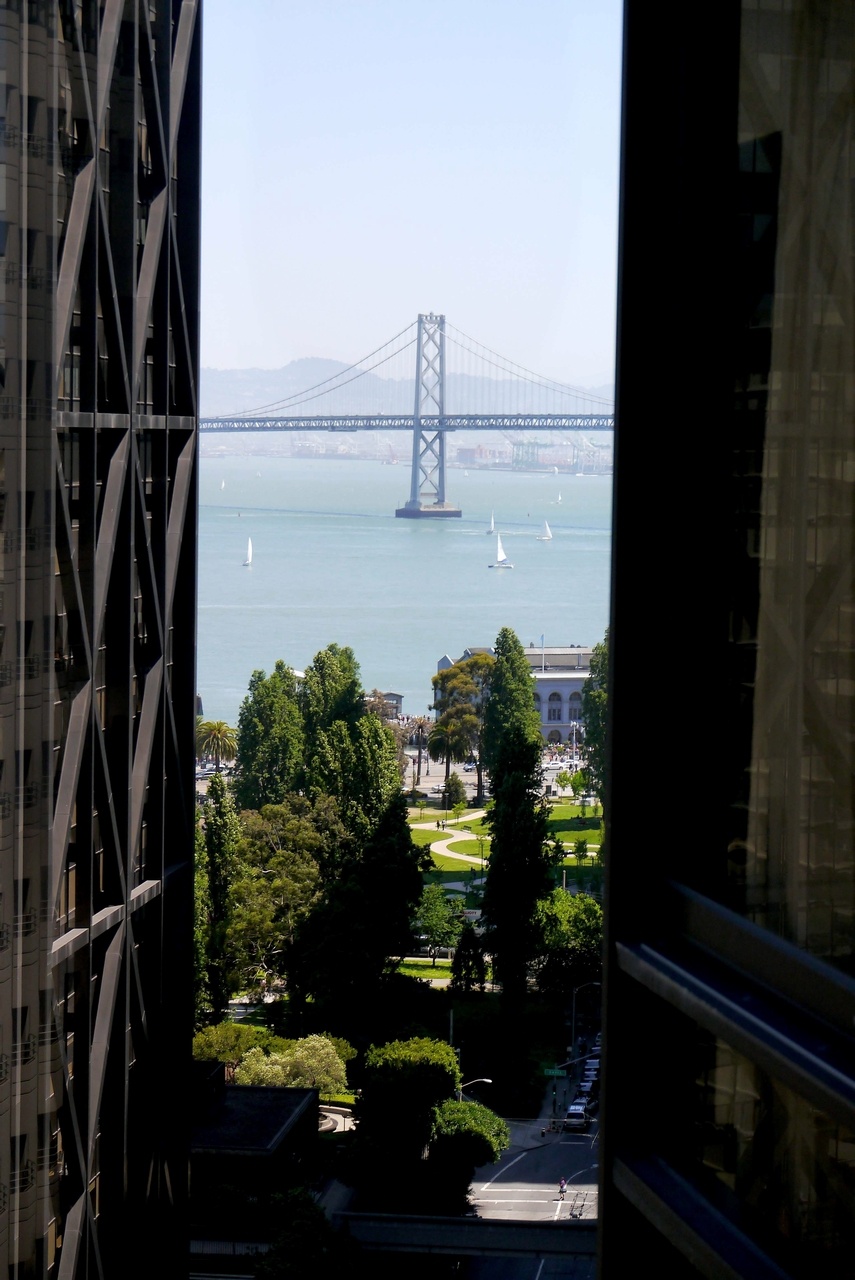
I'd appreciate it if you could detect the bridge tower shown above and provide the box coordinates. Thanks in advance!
[395,313,462,518]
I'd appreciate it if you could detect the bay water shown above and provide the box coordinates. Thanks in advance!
[198,449,613,725]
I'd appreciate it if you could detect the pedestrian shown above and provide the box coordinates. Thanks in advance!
[558,1177,567,1201]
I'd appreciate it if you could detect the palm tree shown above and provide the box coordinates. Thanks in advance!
[410,714,430,784]
[197,720,237,771]
[428,713,471,783]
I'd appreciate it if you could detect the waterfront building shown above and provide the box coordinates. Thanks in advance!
[437,644,591,746]
[1,4,200,1275]
[601,1,855,1275]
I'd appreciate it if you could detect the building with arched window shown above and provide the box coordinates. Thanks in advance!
[437,644,593,746]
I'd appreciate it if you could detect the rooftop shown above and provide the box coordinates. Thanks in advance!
[191,1085,316,1156]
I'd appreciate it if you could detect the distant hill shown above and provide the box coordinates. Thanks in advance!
[200,361,614,418]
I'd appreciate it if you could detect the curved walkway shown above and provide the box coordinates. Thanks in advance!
[411,810,488,864]
[410,810,600,863]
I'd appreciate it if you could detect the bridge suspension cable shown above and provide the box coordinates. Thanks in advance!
[444,322,614,410]
[212,320,418,419]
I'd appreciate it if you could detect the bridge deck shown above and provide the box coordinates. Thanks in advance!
[199,413,614,432]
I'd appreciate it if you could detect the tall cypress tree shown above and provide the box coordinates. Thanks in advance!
[205,772,242,1019]
[481,626,542,785]
[481,628,554,1002]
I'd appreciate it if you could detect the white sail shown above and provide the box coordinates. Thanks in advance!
[486,510,495,534]
[557,492,562,504]
[537,521,552,541]
[220,479,225,490]
[489,533,513,568]
[243,537,252,567]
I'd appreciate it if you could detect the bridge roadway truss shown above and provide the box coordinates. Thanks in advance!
[199,413,615,432]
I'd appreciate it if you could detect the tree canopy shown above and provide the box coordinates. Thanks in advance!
[300,644,363,750]
[356,1037,507,1214]
[203,772,242,1019]
[581,630,609,802]
[533,889,603,998]
[197,719,237,769]
[432,653,495,800]
[414,883,464,964]
[234,1035,348,1096]
[482,627,541,783]
[234,661,304,810]
[482,721,555,1003]
[226,799,336,995]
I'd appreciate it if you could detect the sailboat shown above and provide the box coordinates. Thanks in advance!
[537,521,553,541]
[243,537,252,567]
[489,533,513,569]
[486,511,495,535]
[220,479,225,490]
[557,492,562,504]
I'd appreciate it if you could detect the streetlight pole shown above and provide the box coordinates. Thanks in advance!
[457,1077,493,1103]
[571,981,601,1054]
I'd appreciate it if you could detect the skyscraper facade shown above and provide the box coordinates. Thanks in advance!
[602,1,855,1276]
[1,2,200,1274]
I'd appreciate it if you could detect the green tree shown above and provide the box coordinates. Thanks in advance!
[234,1035,348,1095]
[307,713,402,839]
[555,769,572,796]
[433,652,496,801]
[428,713,472,783]
[300,643,363,750]
[428,1100,510,1212]
[197,719,237,770]
[410,714,431,784]
[227,799,335,994]
[445,772,467,808]
[357,1038,507,1216]
[204,772,242,1019]
[482,725,555,1002]
[450,921,486,993]
[288,792,428,1004]
[415,883,464,965]
[359,1037,461,1152]
[192,1020,270,1079]
[570,769,589,807]
[482,627,541,784]
[533,889,603,998]
[234,661,304,810]
[193,820,212,1026]
[581,630,609,802]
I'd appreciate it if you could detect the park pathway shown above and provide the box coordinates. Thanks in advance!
[410,810,488,864]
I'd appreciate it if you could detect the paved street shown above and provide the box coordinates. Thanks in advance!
[472,1113,599,1223]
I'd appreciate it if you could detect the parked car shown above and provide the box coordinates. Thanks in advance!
[563,1104,590,1133]
[463,762,476,772]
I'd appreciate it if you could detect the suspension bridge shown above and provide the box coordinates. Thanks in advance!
[199,315,614,518]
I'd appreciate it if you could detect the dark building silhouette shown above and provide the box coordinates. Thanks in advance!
[0,2,200,1275]
[602,1,855,1276]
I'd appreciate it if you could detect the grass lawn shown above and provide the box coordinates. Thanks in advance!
[423,868,481,888]
[430,851,482,871]
[446,838,490,859]
[398,958,453,979]
[410,827,440,848]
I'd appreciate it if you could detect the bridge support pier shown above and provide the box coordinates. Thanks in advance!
[395,313,462,519]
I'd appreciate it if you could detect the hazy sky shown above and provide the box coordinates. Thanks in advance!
[201,1,623,385]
